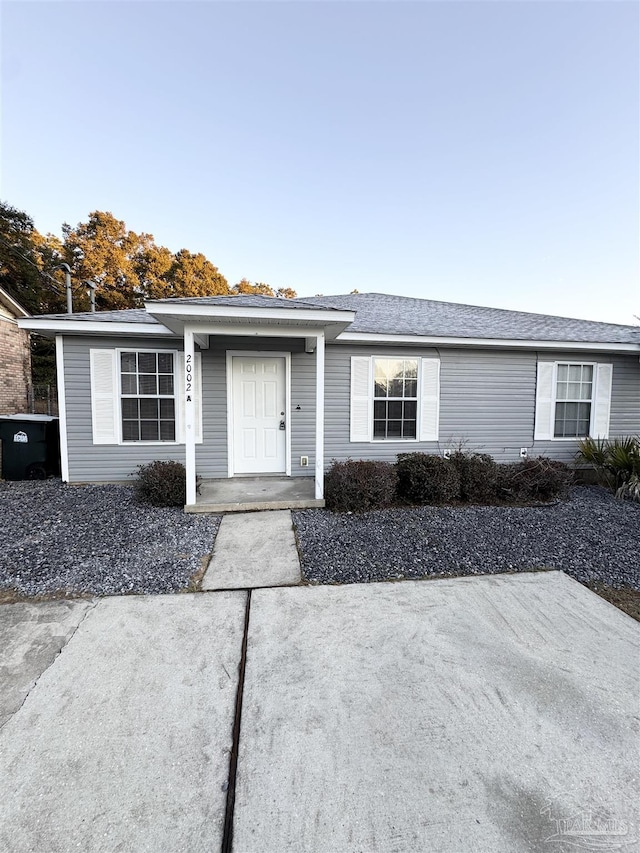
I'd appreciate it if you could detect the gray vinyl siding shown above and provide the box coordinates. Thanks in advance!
[324,345,441,463]
[62,334,318,482]
[531,351,640,461]
[63,335,186,482]
[324,344,640,466]
[61,334,639,482]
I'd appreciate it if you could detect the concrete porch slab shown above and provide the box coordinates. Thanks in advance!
[202,510,302,590]
[233,572,640,853]
[186,475,324,513]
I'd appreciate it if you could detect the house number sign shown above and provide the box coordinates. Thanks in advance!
[185,353,193,403]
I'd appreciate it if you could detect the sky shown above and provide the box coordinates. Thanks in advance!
[1,0,639,325]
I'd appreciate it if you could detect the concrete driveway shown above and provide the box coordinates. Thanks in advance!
[1,572,638,853]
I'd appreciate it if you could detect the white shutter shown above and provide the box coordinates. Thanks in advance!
[350,356,372,442]
[90,349,118,445]
[592,363,613,439]
[177,352,202,444]
[419,358,440,441]
[534,361,555,440]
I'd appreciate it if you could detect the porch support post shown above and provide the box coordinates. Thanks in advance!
[184,326,197,506]
[314,331,325,500]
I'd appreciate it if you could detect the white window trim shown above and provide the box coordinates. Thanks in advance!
[116,348,181,445]
[350,355,440,443]
[552,361,595,441]
[371,356,419,443]
[548,361,596,440]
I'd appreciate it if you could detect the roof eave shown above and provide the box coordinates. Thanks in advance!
[0,288,30,318]
[337,331,640,352]
[144,301,356,340]
[17,318,173,338]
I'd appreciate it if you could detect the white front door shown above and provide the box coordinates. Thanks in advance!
[232,356,287,474]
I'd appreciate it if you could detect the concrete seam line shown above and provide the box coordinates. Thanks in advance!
[221,589,251,853]
[0,599,99,733]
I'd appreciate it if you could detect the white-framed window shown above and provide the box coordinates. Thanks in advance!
[553,363,593,438]
[534,360,613,441]
[373,358,418,440]
[350,356,440,442]
[120,351,176,442]
[89,347,202,446]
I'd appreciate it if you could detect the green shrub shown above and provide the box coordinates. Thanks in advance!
[605,437,640,486]
[324,459,398,512]
[577,436,640,490]
[135,460,186,507]
[616,474,640,503]
[396,453,460,505]
[449,452,498,503]
[497,457,572,503]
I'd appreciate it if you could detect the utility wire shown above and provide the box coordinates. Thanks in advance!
[0,236,90,294]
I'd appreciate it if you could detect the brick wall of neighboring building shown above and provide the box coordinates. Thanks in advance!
[0,312,31,414]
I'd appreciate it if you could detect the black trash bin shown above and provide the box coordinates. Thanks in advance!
[0,415,61,480]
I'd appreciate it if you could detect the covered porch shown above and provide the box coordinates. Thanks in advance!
[144,296,355,510]
[185,475,323,513]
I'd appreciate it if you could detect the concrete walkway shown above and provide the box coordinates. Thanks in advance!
[1,572,638,852]
[202,510,302,590]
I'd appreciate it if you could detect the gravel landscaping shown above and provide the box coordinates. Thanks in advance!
[0,480,221,597]
[293,486,640,591]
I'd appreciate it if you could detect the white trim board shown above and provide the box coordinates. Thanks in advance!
[146,301,355,324]
[19,319,173,337]
[338,332,640,353]
[55,336,70,482]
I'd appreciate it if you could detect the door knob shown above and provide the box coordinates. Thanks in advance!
[279,420,286,430]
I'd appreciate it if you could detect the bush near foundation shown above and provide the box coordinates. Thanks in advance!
[324,459,398,513]
[396,452,460,505]
[449,451,498,503]
[135,460,186,507]
[496,457,573,503]
[577,436,640,493]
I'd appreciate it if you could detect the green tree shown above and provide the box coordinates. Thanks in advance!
[63,212,230,307]
[132,243,174,301]
[62,211,147,311]
[0,202,57,314]
[162,249,229,299]
[232,279,297,298]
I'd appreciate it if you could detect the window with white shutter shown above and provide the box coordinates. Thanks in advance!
[89,347,202,445]
[350,356,440,442]
[90,349,118,445]
[535,360,612,440]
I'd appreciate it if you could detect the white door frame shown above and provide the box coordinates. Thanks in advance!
[226,350,292,478]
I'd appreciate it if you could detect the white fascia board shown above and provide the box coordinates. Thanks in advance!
[17,318,174,337]
[337,331,640,353]
[186,323,328,338]
[145,301,355,325]
[0,288,29,318]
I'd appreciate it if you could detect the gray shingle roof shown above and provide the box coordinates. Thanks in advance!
[29,293,639,345]
[148,295,338,310]
[299,293,640,344]
[31,308,162,324]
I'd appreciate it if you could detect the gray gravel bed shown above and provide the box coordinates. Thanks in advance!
[293,487,640,590]
[0,480,221,597]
